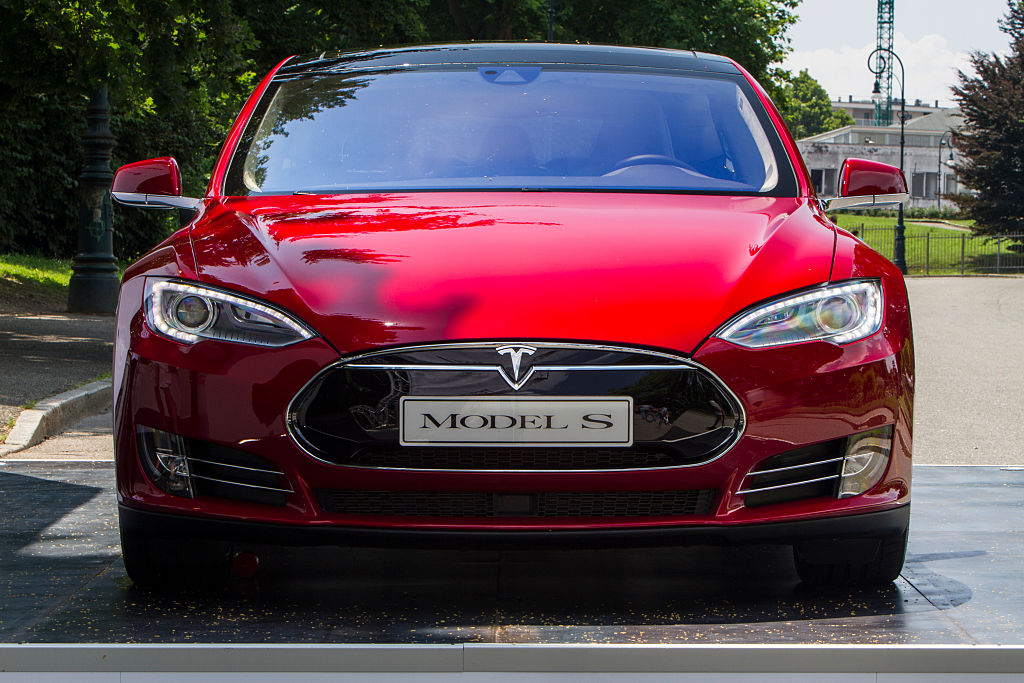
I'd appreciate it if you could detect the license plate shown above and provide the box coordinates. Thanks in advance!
[400,397,633,447]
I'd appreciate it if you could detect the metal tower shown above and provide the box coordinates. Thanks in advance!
[873,0,895,126]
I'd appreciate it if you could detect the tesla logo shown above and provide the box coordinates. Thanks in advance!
[496,345,537,390]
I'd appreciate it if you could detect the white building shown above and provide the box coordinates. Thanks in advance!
[796,105,962,210]
[831,96,944,126]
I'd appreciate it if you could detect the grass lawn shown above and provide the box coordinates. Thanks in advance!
[831,215,1023,275]
[832,214,972,237]
[0,254,73,313]
[0,253,73,287]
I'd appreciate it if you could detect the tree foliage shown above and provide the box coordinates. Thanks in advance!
[235,1,430,74]
[952,0,1024,236]
[781,69,854,139]
[0,0,258,257]
[554,0,798,102]
[0,0,800,259]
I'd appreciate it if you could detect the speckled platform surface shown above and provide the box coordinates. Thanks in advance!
[0,462,1020,645]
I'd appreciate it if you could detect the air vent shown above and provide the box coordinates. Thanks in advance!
[186,441,293,507]
[346,446,682,470]
[136,427,294,506]
[317,489,718,518]
[738,440,845,507]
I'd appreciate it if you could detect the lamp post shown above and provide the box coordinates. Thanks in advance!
[868,47,907,275]
[937,130,954,211]
[68,86,120,314]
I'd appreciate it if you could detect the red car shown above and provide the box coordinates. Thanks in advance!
[111,44,913,589]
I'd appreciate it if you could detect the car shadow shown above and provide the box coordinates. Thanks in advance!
[0,467,115,639]
[0,464,979,644]
[62,541,970,644]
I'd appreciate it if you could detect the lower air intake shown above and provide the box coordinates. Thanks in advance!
[316,489,717,518]
[187,441,293,507]
[348,446,680,470]
[739,439,845,507]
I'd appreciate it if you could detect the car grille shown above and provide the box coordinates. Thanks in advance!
[316,489,718,518]
[289,342,744,471]
[347,446,681,470]
[738,439,845,507]
[187,441,293,507]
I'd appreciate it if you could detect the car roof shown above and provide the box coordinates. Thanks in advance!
[275,43,742,79]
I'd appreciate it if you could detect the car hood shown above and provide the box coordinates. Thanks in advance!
[190,193,835,355]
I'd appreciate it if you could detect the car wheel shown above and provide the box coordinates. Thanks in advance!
[120,526,232,592]
[792,529,908,586]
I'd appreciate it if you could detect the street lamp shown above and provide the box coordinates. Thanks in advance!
[937,130,954,211]
[68,86,120,314]
[868,48,907,274]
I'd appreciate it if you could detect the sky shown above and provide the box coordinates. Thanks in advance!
[783,0,1014,106]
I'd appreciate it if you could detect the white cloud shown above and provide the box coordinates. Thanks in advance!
[783,33,977,107]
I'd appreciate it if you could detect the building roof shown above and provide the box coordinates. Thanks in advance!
[903,108,963,131]
[799,107,963,145]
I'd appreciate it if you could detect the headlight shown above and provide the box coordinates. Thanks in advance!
[715,280,883,348]
[144,279,315,346]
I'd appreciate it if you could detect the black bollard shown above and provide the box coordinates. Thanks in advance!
[68,85,120,314]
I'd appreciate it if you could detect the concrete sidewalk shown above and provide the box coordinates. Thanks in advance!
[907,277,1024,465]
[8,409,113,461]
[0,312,114,450]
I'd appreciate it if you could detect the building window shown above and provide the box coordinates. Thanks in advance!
[810,169,824,194]
[823,168,837,195]
[809,168,838,195]
[911,172,939,198]
[945,175,958,195]
[905,134,935,147]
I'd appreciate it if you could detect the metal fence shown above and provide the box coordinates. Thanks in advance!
[850,226,1024,275]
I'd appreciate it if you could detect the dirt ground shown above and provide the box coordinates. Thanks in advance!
[0,276,68,315]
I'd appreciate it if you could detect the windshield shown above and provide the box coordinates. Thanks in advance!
[224,66,793,196]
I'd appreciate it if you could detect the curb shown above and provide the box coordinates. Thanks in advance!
[0,380,112,457]
[0,644,1022,675]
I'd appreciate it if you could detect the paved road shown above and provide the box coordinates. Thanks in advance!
[0,461,1019,644]
[907,277,1024,465]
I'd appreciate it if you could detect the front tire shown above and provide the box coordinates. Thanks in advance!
[793,529,908,586]
[120,524,232,592]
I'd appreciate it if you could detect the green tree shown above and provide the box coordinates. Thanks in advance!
[423,0,547,41]
[234,0,429,74]
[0,0,802,259]
[0,0,257,258]
[951,1,1024,236]
[781,69,855,139]
[555,0,799,102]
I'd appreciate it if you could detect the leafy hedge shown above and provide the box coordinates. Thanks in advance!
[0,0,798,261]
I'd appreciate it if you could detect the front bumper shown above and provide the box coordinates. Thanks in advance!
[114,273,913,538]
[119,503,911,550]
